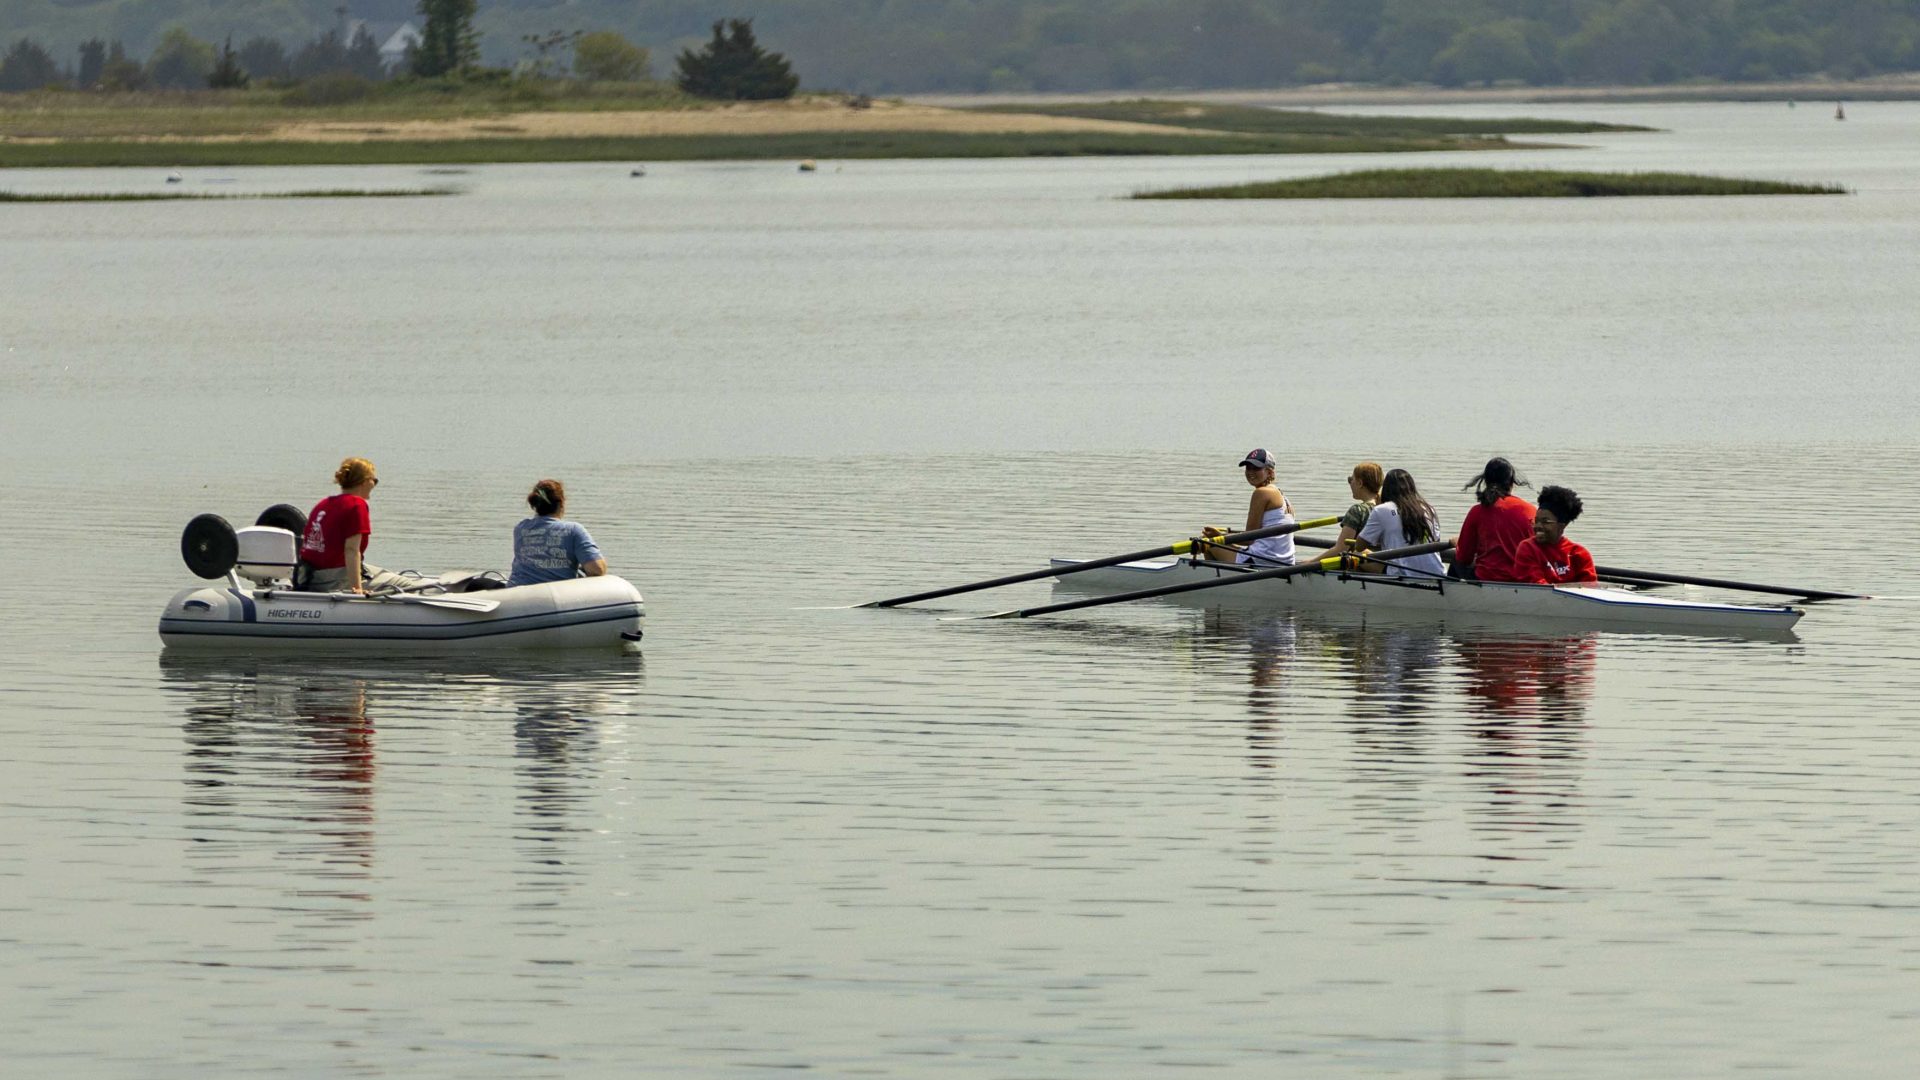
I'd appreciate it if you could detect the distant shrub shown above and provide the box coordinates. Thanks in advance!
[147,27,215,90]
[283,71,374,106]
[574,31,650,82]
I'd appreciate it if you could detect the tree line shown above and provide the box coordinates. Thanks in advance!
[0,28,398,93]
[6,0,1914,95]
[1,7,793,101]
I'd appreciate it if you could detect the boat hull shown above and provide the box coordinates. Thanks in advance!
[1049,558,1801,635]
[159,575,645,651]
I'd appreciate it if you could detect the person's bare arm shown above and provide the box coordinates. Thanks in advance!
[581,559,607,577]
[1243,490,1271,533]
[344,539,365,594]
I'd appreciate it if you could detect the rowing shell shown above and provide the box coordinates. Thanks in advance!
[1048,557,1802,636]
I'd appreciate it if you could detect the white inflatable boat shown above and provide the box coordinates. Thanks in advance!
[159,510,644,652]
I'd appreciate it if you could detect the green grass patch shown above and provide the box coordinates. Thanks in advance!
[1135,168,1846,199]
[0,130,1523,169]
[975,99,1650,137]
[0,187,459,202]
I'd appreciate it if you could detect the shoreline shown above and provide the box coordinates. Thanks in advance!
[909,76,1920,109]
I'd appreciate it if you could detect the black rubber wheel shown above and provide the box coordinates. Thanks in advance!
[181,514,239,580]
[255,503,307,537]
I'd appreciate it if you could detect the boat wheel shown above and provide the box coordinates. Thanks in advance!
[255,503,307,537]
[181,514,238,580]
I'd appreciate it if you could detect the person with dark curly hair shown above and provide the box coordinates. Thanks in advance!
[1512,485,1597,585]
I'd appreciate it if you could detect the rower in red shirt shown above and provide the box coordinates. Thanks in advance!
[1452,456,1535,582]
[1511,485,1598,585]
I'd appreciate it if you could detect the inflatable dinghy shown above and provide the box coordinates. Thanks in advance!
[159,509,643,652]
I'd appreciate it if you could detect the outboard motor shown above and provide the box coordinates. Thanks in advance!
[234,527,299,586]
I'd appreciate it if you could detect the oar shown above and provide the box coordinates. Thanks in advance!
[1592,566,1864,602]
[375,593,502,613]
[860,514,1340,608]
[974,540,1454,620]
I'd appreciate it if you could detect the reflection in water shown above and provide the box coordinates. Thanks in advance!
[170,661,379,915]
[1188,608,1597,831]
[502,666,637,898]
[1455,635,1597,837]
[160,654,644,916]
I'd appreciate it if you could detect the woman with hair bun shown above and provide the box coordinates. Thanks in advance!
[299,456,384,593]
[507,479,608,588]
[1512,485,1597,585]
[1452,456,1534,582]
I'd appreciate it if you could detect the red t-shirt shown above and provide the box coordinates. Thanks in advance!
[1512,536,1597,585]
[1455,495,1535,582]
[301,493,371,569]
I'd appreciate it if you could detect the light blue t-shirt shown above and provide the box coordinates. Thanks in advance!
[507,516,603,587]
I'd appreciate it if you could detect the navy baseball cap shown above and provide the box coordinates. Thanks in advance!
[1237,448,1277,469]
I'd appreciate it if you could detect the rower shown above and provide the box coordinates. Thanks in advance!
[1512,485,1598,584]
[1452,456,1534,581]
[1354,468,1446,579]
[1198,448,1296,567]
[1318,461,1382,564]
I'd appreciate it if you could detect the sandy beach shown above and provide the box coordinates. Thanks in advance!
[0,98,1215,145]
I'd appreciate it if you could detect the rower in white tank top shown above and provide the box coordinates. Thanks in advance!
[1241,501,1297,566]
[1199,448,1298,567]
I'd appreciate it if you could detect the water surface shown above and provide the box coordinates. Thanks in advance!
[3,102,1918,1077]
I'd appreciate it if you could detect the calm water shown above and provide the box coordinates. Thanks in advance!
[3,103,1920,1077]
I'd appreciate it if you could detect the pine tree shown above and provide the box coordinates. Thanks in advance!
[413,0,479,78]
[675,19,798,100]
[76,39,105,88]
[0,38,61,91]
[208,36,250,89]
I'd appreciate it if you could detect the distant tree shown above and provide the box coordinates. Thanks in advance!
[520,30,582,79]
[574,30,649,81]
[291,32,348,81]
[77,39,106,89]
[147,27,215,90]
[413,0,479,78]
[0,38,61,92]
[208,37,249,89]
[1432,19,1554,86]
[100,41,145,91]
[676,19,798,100]
[1560,0,1697,84]
[344,27,388,81]
[238,37,290,84]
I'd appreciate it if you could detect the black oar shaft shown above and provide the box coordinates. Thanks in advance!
[1593,566,1862,602]
[865,515,1332,608]
[991,540,1454,619]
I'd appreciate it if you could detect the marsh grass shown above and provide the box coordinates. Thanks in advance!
[0,187,460,202]
[972,99,1650,137]
[1136,168,1847,199]
[0,130,1518,169]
